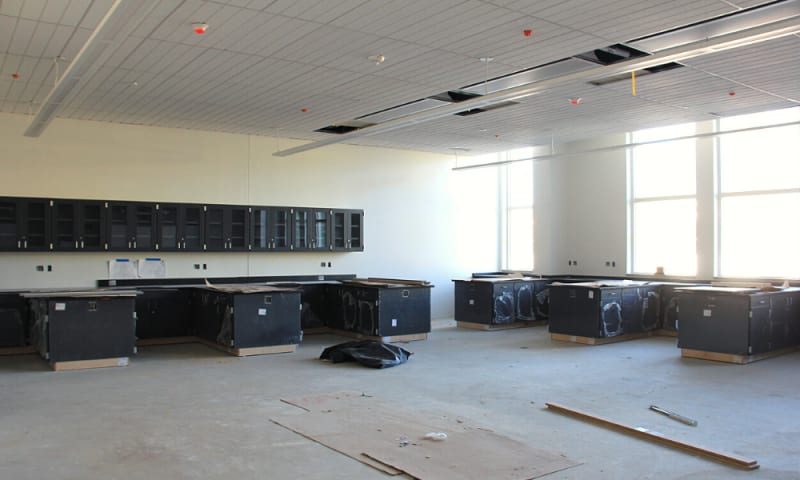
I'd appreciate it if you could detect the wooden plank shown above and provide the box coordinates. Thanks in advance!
[271,395,579,480]
[136,336,197,346]
[457,320,545,331]
[50,357,129,371]
[327,328,427,343]
[681,347,798,365]
[269,418,404,476]
[545,402,759,470]
[366,277,432,287]
[198,338,297,357]
[550,331,653,345]
[655,329,679,338]
[0,345,36,356]
[232,344,296,357]
[302,327,333,335]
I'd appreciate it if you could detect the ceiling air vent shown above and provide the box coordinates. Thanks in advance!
[430,90,483,103]
[576,43,684,86]
[454,100,519,116]
[315,120,375,135]
[576,43,649,65]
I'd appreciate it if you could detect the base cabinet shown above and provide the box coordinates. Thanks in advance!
[677,287,800,355]
[549,282,660,338]
[329,281,431,337]
[454,279,550,325]
[26,293,137,362]
[192,289,302,349]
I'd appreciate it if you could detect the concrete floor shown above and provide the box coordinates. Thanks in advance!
[1,323,798,480]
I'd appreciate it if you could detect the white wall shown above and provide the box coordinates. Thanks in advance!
[0,112,472,318]
[533,134,629,277]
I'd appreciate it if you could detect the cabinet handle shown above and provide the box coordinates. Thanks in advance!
[23,240,27,249]
[17,240,21,249]
[75,241,79,248]
[182,241,187,249]
[80,240,84,249]
[128,241,132,249]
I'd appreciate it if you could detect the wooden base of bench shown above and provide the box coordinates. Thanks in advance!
[655,329,679,338]
[0,345,36,356]
[550,331,654,345]
[329,329,428,343]
[457,320,546,331]
[199,339,297,357]
[681,347,798,364]
[136,336,197,346]
[50,357,129,371]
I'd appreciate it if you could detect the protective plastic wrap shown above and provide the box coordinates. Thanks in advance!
[320,341,412,368]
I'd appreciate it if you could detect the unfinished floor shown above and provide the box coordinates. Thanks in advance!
[1,322,798,480]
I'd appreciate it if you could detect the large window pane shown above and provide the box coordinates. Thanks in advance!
[507,207,533,271]
[719,193,800,278]
[632,199,696,276]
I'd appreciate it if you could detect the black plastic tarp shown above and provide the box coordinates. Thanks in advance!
[319,340,412,369]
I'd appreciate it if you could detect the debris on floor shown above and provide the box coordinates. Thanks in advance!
[319,340,412,368]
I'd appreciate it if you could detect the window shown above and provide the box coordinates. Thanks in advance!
[716,107,800,278]
[629,123,697,276]
[502,149,534,270]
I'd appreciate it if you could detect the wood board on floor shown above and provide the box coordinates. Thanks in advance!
[550,331,653,345]
[456,320,546,331]
[273,392,579,480]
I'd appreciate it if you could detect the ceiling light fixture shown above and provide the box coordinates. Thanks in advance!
[368,54,385,65]
[274,15,800,157]
[193,22,208,34]
[24,0,162,137]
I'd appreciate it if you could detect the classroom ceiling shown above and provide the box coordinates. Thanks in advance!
[0,0,798,156]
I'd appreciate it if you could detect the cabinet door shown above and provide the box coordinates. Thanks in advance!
[156,204,180,251]
[107,203,132,250]
[204,205,226,251]
[132,203,156,250]
[311,209,329,250]
[19,198,51,251]
[331,210,347,251]
[51,199,78,250]
[0,199,18,250]
[293,208,309,250]
[228,206,248,251]
[78,201,106,251]
[348,210,363,251]
[270,207,292,251]
[182,205,204,251]
[250,207,270,251]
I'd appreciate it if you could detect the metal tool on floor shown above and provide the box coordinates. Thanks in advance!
[649,405,698,426]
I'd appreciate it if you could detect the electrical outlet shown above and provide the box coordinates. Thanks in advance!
[202,263,207,270]
[327,261,332,267]
[320,262,326,267]
[35,265,44,272]
[194,264,200,270]
[605,261,611,267]
[612,261,616,267]
[47,265,52,272]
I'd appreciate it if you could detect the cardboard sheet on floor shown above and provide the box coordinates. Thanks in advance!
[272,392,578,480]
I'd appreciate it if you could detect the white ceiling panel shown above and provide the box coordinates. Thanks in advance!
[2,0,798,154]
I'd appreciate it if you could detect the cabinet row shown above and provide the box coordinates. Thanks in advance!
[0,196,363,252]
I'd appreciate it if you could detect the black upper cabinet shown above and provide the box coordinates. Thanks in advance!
[107,201,157,251]
[156,204,204,251]
[0,198,51,251]
[51,199,106,251]
[293,208,330,251]
[204,204,249,252]
[332,209,364,251]
[250,206,292,251]
[0,196,363,254]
